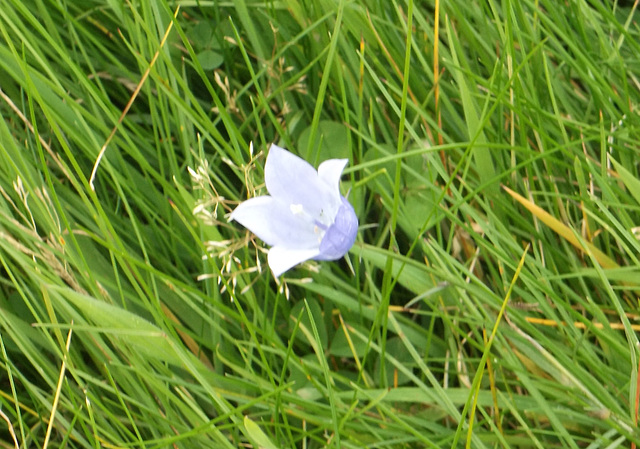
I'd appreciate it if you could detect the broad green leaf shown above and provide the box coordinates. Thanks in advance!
[329,322,368,358]
[197,50,224,70]
[610,157,640,206]
[298,120,350,162]
[357,244,434,296]
[374,337,413,386]
[50,286,183,366]
[244,416,279,449]
[445,18,496,194]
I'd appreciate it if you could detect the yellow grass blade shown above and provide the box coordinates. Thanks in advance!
[503,185,619,269]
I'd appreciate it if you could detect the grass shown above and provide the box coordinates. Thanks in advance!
[0,0,639,447]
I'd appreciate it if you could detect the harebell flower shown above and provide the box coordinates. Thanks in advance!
[230,144,358,277]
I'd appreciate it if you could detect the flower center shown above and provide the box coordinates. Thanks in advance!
[288,202,335,243]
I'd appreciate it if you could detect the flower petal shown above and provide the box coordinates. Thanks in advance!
[315,196,358,261]
[268,246,320,277]
[318,158,348,197]
[229,196,320,248]
[265,144,336,218]
[317,158,348,221]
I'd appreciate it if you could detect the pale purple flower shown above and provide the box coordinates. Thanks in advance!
[230,144,358,277]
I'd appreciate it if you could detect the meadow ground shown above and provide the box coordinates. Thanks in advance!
[0,1,639,447]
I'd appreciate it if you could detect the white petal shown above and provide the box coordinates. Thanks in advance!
[229,196,319,248]
[318,158,348,196]
[265,144,334,218]
[317,158,348,220]
[268,246,320,277]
